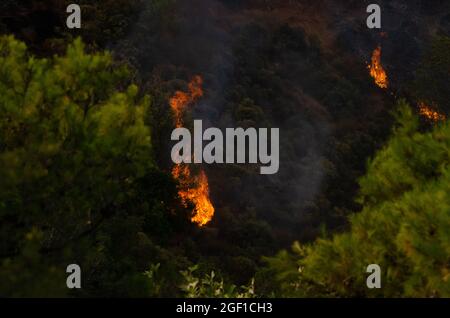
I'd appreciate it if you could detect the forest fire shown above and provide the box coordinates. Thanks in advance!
[368,46,389,89]
[170,75,204,128]
[169,76,215,227]
[418,102,446,122]
[172,165,215,227]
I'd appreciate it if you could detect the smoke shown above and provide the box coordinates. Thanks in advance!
[113,0,333,240]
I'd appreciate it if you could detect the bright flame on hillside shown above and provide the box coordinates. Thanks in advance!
[170,76,214,227]
[418,102,446,122]
[173,165,214,227]
[368,46,389,89]
[170,75,204,128]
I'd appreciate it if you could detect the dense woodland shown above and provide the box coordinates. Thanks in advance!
[0,0,449,297]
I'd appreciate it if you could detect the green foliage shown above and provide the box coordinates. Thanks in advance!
[0,34,151,248]
[0,36,182,297]
[264,100,450,297]
[0,228,67,297]
[143,263,164,297]
[179,265,255,298]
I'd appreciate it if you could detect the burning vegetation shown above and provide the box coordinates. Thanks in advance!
[418,102,446,122]
[169,76,215,227]
[368,46,389,89]
[170,76,204,128]
[366,47,446,124]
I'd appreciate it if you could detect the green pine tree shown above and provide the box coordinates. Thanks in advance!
[264,100,450,297]
[0,35,175,297]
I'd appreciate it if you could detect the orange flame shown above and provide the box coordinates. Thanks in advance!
[170,75,203,128]
[368,46,389,89]
[170,76,214,227]
[418,102,446,122]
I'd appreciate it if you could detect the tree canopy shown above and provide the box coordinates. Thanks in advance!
[0,36,183,297]
[264,100,450,297]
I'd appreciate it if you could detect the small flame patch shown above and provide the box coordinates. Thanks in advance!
[418,102,446,122]
[368,46,389,89]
